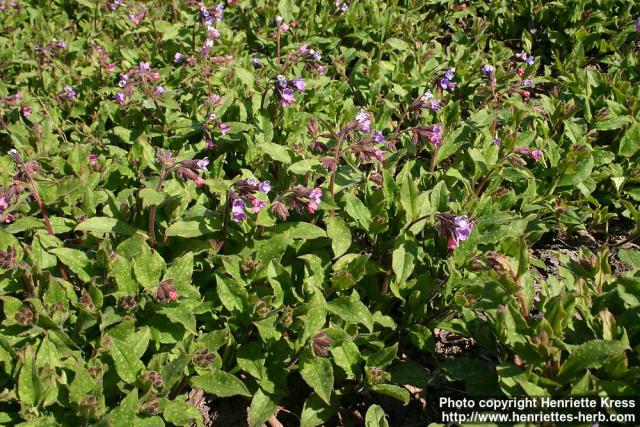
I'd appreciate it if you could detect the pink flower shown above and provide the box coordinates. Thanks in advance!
[21,106,32,117]
[88,153,98,166]
[193,176,205,188]
[167,289,179,301]
[220,123,231,135]
[250,197,266,213]
[354,108,371,132]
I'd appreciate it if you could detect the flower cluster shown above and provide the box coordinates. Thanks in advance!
[113,62,162,106]
[1,92,31,117]
[515,146,543,161]
[272,186,322,219]
[413,123,443,148]
[0,0,18,11]
[274,75,305,107]
[199,4,224,25]
[89,42,116,73]
[105,0,124,10]
[335,0,348,13]
[439,68,457,91]
[228,179,272,222]
[438,213,474,249]
[351,108,371,133]
[176,156,209,188]
[289,44,326,74]
[58,85,77,101]
[34,39,66,64]
[128,8,146,25]
[206,113,231,138]
[515,51,535,66]
[275,15,289,32]
[411,90,442,112]
[154,280,179,303]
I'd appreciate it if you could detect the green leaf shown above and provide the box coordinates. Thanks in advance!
[110,338,145,384]
[75,217,138,235]
[558,340,629,381]
[270,221,327,239]
[370,384,409,405]
[133,244,165,289]
[165,220,214,238]
[260,142,293,164]
[619,122,640,157]
[325,217,351,258]
[365,404,389,427]
[327,291,374,332]
[109,389,139,427]
[595,116,632,131]
[164,252,200,299]
[289,159,320,174]
[189,371,250,397]
[162,400,203,427]
[216,274,248,312]
[300,393,337,427]
[386,37,410,51]
[235,67,255,88]
[299,350,334,405]
[248,389,278,427]
[157,304,197,334]
[342,193,372,232]
[392,239,416,284]
[18,344,38,407]
[50,248,91,282]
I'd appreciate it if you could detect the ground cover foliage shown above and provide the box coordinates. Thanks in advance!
[1,0,640,425]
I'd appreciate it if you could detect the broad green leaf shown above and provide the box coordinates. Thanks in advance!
[558,340,629,380]
[162,400,203,427]
[299,350,334,405]
[342,193,372,232]
[75,217,138,235]
[50,248,91,282]
[110,338,145,384]
[365,404,389,427]
[109,389,138,427]
[392,239,416,284]
[248,389,278,427]
[189,371,250,397]
[325,217,351,258]
[619,122,640,157]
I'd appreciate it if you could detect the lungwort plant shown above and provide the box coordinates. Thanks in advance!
[1,0,640,425]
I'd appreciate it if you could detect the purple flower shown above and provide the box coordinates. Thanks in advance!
[0,196,8,211]
[279,88,296,107]
[196,157,209,172]
[516,51,534,65]
[258,181,271,194]
[139,61,151,72]
[205,139,216,149]
[276,75,288,88]
[521,79,533,87]
[515,146,543,161]
[444,68,455,80]
[453,215,473,242]
[439,79,456,91]
[336,0,348,12]
[481,64,495,76]
[252,56,261,68]
[309,188,322,205]
[155,85,166,95]
[113,92,126,106]
[219,123,231,135]
[355,108,371,133]
[374,149,386,161]
[316,65,326,74]
[525,56,535,66]
[250,197,267,213]
[88,153,98,166]
[207,26,221,39]
[493,137,501,146]
[231,198,247,222]
[636,17,640,32]
[426,124,443,148]
[63,85,77,99]
[174,53,186,64]
[293,77,306,92]
[373,131,385,143]
[57,40,66,50]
